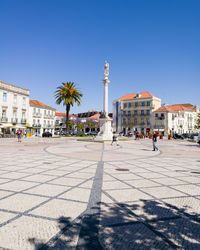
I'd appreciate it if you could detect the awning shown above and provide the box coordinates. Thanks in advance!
[0,124,26,129]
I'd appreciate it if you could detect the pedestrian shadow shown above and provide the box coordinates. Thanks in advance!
[28,199,200,249]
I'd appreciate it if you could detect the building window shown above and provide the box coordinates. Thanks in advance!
[3,92,7,102]
[146,110,150,115]
[134,102,138,107]
[124,103,127,108]
[37,119,40,124]
[2,109,6,118]
[141,110,144,115]
[128,102,131,108]
[33,119,36,124]
[22,112,25,119]
[23,97,26,106]
[147,101,151,106]
[44,120,46,125]
[142,102,145,106]
[155,113,158,118]
[13,110,17,118]
[134,118,137,125]
[44,110,46,115]
[134,110,138,115]
[14,95,17,104]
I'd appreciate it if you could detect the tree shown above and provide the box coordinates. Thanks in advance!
[195,113,200,130]
[55,82,82,132]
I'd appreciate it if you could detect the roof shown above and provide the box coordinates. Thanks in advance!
[119,91,154,101]
[88,113,100,121]
[30,100,56,110]
[155,104,196,113]
[55,112,76,118]
[0,80,29,91]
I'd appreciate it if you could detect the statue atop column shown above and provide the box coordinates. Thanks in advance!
[95,61,113,141]
[104,61,109,77]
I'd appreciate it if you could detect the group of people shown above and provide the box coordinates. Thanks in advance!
[111,131,159,151]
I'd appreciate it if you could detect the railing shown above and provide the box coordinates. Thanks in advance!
[33,113,42,118]
[155,116,165,120]
[32,124,41,128]
[11,118,18,124]
[0,117,8,122]
[21,118,27,124]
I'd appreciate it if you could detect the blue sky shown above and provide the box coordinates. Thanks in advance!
[0,0,199,113]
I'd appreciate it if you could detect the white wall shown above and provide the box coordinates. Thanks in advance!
[29,106,55,136]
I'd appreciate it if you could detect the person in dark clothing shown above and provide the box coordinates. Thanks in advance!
[111,132,119,146]
[152,132,158,151]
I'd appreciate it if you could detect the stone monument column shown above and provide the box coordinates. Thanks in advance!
[95,61,113,141]
[103,61,110,118]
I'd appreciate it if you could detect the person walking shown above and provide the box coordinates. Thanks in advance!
[16,129,22,142]
[111,132,119,146]
[152,132,158,151]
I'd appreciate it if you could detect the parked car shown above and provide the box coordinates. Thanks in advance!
[188,132,198,141]
[90,131,98,136]
[182,133,190,139]
[197,132,200,145]
[42,131,52,137]
[173,133,184,139]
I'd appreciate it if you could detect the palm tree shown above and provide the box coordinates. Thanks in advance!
[55,82,82,132]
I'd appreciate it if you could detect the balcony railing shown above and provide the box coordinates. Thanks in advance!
[11,118,18,124]
[32,124,41,128]
[155,116,165,120]
[21,118,27,124]
[0,117,8,123]
[33,113,42,118]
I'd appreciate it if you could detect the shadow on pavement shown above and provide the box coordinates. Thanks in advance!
[28,200,200,250]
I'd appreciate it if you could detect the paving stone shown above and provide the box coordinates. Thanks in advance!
[0,215,59,250]
[150,218,200,249]
[59,187,91,202]
[0,211,16,225]
[0,193,47,212]
[99,223,171,250]
[106,188,153,202]
[141,186,186,199]
[30,199,87,220]
[25,183,70,197]
[0,180,37,192]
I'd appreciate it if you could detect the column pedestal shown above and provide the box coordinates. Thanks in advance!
[95,117,113,141]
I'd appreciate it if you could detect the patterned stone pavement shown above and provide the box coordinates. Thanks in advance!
[0,137,199,249]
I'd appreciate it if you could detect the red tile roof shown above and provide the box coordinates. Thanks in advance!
[155,104,196,112]
[119,91,153,101]
[88,113,100,121]
[55,112,76,118]
[30,100,55,110]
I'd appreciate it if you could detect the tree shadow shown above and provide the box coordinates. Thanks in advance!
[28,199,200,250]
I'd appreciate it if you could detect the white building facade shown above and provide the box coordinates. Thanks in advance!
[152,104,199,135]
[29,100,56,136]
[0,80,30,134]
[113,92,161,135]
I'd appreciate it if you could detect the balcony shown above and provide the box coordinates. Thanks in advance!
[33,113,42,118]
[32,124,41,128]
[21,118,27,124]
[155,116,165,120]
[154,125,165,129]
[11,118,18,124]
[0,117,8,123]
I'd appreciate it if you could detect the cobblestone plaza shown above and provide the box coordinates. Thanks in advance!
[0,137,199,249]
